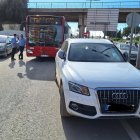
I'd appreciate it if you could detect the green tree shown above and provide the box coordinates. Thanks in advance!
[0,0,28,24]
[116,30,122,38]
[106,31,117,38]
[122,27,131,37]
[122,26,140,37]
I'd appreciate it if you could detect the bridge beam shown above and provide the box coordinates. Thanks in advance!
[28,8,140,23]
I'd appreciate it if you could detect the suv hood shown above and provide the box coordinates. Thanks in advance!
[65,62,140,89]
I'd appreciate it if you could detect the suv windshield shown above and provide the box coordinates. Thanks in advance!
[68,43,125,62]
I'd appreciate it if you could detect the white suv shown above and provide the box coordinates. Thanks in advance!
[55,38,140,119]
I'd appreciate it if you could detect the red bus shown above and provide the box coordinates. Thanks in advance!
[26,15,71,57]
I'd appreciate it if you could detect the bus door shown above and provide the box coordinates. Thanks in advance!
[39,30,48,57]
[40,26,58,57]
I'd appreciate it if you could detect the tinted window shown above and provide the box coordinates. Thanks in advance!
[68,43,125,62]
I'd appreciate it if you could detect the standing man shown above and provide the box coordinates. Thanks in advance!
[11,34,17,61]
[19,34,26,60]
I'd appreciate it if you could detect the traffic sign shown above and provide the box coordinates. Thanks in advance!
[126,12,140,27]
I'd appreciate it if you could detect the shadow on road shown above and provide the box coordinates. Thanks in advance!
[19,60,26,67]
[0,55,11,62]
[61,117,131,140]
[25,57,56,81]
[17,73,24,79]
[9,61,15,69]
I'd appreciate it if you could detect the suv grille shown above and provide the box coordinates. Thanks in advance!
[97,88,140,114]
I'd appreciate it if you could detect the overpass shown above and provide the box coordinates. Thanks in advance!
[28,8,140,23]
[28,1,140,37]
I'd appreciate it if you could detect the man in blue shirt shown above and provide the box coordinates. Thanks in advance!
[19,34,26,60]
[11,34,17,61]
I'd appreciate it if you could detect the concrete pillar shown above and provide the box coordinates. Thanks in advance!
[78,14,86,38]
[79,25,85,38]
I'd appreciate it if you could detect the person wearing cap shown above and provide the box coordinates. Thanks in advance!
[11,34,17,61]
[19,34,26,60]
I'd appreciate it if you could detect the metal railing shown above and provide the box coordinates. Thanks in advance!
[28,1,140,8]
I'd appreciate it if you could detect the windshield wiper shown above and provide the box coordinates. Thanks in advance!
[92,49,110,57]
[101,48,111,53]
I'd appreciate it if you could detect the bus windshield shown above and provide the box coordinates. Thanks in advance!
[27,16,63,47]
[26,15,70,57]
[28,25,62,47]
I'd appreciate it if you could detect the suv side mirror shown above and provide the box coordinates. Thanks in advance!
[123,52,128,61]
[58,50,66,60]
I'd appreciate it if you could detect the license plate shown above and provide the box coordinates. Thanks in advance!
[103,104,110,111]
[41,55,49,57]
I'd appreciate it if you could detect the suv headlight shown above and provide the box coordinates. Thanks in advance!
[68,82,90,96]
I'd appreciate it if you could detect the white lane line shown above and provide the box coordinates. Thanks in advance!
[120,120,140,140]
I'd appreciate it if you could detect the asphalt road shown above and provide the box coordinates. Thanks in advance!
[0,53,140,140]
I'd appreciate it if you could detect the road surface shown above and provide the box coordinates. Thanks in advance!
[0,54,140,140]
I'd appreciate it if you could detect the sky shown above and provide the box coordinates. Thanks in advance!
[28,0,139,35]
[29,0,140,9]
[29,0,140,6]
[29,0,139,2]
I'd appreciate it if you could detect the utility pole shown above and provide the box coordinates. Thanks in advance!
[128,13,134,62]
[136,36,140,69]
[126,12,140,62]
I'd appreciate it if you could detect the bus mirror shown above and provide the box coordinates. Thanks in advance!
[64,26,68,34]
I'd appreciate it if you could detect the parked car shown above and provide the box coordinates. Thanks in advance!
[0,35,13,57]
[116,43,138,61]
[55,38,140,119]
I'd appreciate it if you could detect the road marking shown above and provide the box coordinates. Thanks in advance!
[120,120,140,140]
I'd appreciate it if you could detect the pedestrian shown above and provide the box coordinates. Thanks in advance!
[11,34,17,61]
[19,34,26,60]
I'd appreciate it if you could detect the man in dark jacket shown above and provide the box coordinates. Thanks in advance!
[11,34,17,61]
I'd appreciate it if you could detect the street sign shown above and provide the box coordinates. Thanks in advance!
[126,13,140,27]
[126,12,140,62]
